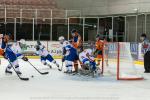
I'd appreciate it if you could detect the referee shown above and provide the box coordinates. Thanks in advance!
[140,33,150,73]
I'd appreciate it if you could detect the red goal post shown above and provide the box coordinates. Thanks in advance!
[101,42,144,80]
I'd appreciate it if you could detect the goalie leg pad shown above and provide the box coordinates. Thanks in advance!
[83,59,90,65]
[90,61,96,71]
[82,58,90,67]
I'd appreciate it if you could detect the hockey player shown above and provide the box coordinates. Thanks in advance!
[70,29,83,72]
[35,41,60,70]
[79,49,96,72]
[65,45,79,74]
[58,36,71,60]
[1,36,28,75]
[94,34,104,66]
[58,36,79,74]
[140,33,150,73]
[71,29,83,52]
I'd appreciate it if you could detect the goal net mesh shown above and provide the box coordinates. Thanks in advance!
[103,42,143,80]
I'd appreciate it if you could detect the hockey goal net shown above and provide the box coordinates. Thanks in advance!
[101,42,144,80]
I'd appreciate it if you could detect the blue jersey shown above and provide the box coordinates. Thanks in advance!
[1,39,6,49]
[36,48,49,57]
[62,40,72,56]
[5,43,23,62]
[73,36,78,43]
[5,46,17,62]
[65,45,78,61]
[0,38,23,62]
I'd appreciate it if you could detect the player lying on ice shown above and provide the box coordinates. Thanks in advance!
[79,48,101,77]
[35,41,61,71]
[0,35,28,75]
[58,36,79,74]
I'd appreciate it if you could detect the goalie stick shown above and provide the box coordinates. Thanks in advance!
[27,61,49,75]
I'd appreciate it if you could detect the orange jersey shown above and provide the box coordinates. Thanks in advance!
[0,48,4,56]
[72,34,82,49]
[72,42,78,49]
[95,40,104,50]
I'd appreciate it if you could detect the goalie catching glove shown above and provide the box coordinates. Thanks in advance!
[22,56,28,61]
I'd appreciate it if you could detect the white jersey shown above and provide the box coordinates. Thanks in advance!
[10,42,23,58]
[11,42,22,54]
[79,49,93,61]
[36,45,49,57]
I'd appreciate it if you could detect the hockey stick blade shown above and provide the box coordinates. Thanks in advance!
[58,68,62,71]
[28,61,49,75]
[34,69,49,75]
[41,72,49,75]
[20,77,29,81]
[12,67,29,81]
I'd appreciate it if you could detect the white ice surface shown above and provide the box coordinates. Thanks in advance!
[0,59,150,100]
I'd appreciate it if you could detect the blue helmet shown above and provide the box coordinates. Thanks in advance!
[71,29,77,34]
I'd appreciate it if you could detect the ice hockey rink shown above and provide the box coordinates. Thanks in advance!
[1,0,150,100]
[0,58,150,100]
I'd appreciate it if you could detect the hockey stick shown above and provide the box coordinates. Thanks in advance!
[7,59,29,81]
[27,61,49,75]
[58,61,63,71]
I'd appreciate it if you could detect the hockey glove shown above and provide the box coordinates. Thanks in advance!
[22,56,28,61]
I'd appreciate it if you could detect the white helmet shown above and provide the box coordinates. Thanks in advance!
[19,39,26,44]
[0,34,3,39]
[58,36,65,41]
